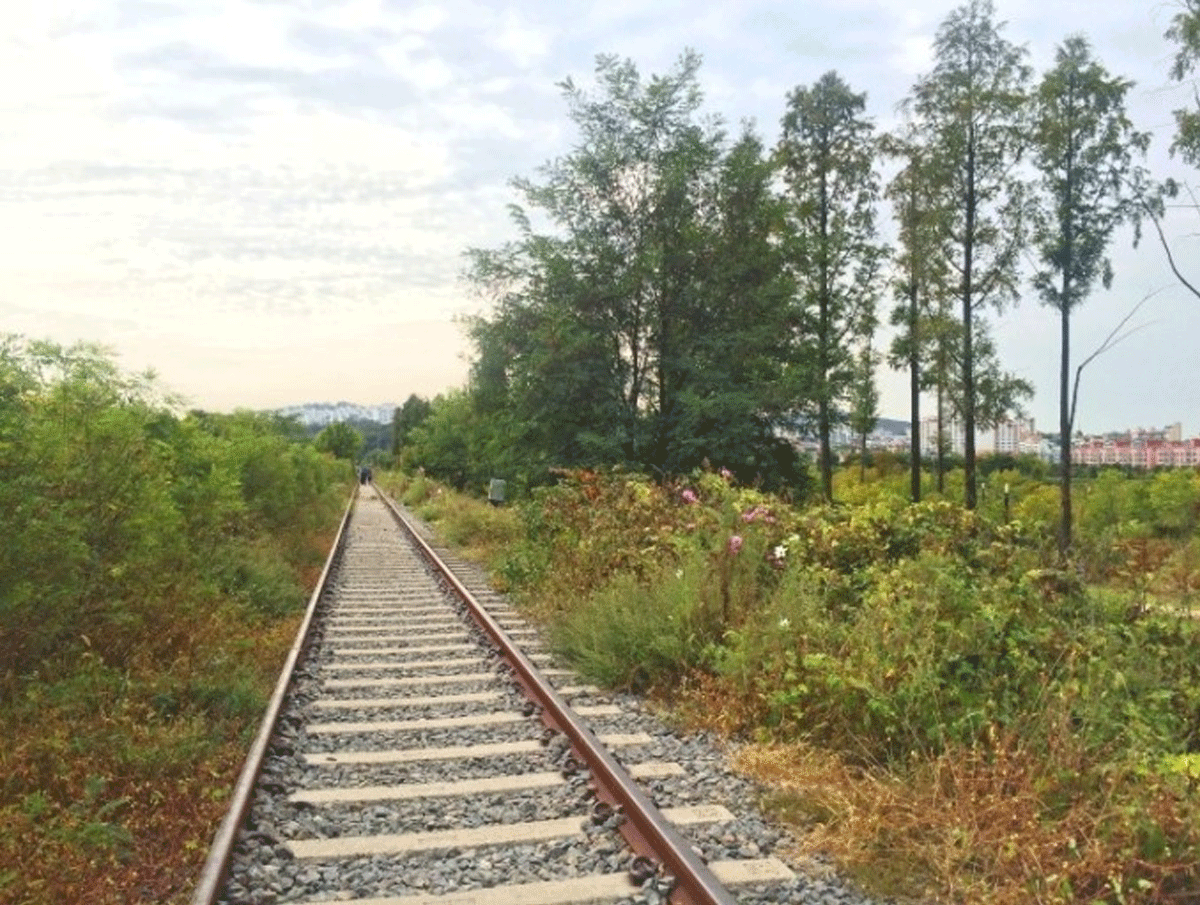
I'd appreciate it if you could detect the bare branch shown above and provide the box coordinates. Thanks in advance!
[1068,287,1165,430]
[1143,198,1200,301]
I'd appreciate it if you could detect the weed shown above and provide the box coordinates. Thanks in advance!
[547,549,720,691]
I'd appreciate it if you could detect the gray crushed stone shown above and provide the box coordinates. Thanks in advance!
[214,494,898,905]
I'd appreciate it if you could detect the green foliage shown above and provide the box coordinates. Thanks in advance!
[0,335,350,904]
[463,52,807,492]
[500,467,769,606]
[404,388,526,493]
[314,420,365,462]
[0,337,348,679]
[548,550,716,691]
[1145,468,1200,536]
[1073,468,1200,552]
[1166,0,1200,166]
[392,393,433,455]
[507,468,1200,766]
[1031,36,1149,316]
[207,542,307,618]
[847,341,880,479]
[434,495,522,551]
[778,70,885,502]
[725,550,1200,760]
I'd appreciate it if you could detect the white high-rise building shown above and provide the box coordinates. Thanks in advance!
[920,417,1039,458]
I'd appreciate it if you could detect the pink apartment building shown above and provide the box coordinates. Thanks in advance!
[1072,426,1200,469]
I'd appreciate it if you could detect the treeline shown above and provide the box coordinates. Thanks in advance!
[0,336,350,683]
[398,0,1200,550]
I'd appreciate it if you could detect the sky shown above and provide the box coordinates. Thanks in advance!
[3,0,1199,435]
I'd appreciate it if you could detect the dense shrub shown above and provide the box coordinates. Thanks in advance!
[494,466,1200,904]
[0,337,352,904]
[0,341,347,682]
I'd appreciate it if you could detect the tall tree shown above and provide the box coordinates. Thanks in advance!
[392,393,432,456]
[778,70,885,502]
[466,52,708,469]
[883,128,950,502]
[1030,35,1149,556]
[466,52,802,488]
[910,0,1031,509]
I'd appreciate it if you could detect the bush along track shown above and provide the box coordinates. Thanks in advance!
[0,337,352,905]
[413,467,1200,905]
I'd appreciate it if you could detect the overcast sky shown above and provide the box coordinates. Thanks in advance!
[3,0,1199,434]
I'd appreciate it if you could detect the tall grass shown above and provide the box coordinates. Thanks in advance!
[376,470,522,566]
[547,549,720,691]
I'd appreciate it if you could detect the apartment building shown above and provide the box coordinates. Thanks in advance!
[1071,423,1200,469]
[920,417,1046,458]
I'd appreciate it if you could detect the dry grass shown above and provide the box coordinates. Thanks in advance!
[0,516,331,905]
[730,742,932,900]
[730,727,1200,905]
[0,743,248,905]
[669,670,1200,905]
[0,612,304,905]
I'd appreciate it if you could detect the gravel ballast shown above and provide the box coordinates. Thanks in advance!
[213,490,895,905]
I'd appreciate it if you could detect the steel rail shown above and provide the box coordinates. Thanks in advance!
[378,489,739,905]
[189,485,359,905]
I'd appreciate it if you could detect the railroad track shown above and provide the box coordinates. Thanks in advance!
[189,483,826,905]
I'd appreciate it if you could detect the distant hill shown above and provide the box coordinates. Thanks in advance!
[273,403,910,435]
[274,402,396,427]
[875,417,909,436]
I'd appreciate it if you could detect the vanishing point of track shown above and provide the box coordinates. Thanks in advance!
[190,483,800,905]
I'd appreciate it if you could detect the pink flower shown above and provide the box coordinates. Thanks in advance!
[741,505,775,524]
[728,534,743,554]
[681,488,698,504]
[720,467,733,481]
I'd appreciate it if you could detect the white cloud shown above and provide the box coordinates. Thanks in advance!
[1,0,1197,426]
[403,4,450,34]
[177,1,345,72]
[384,49,456,92]
[491,8,551,69]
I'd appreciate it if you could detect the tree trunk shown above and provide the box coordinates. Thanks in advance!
[1058,91,1076,560]
[962,126,978,510]
[936,379,946,494]
[819,396,833,502]
[909,282,921,503]
[817,163,834,503]
[1059,298,1072,558]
